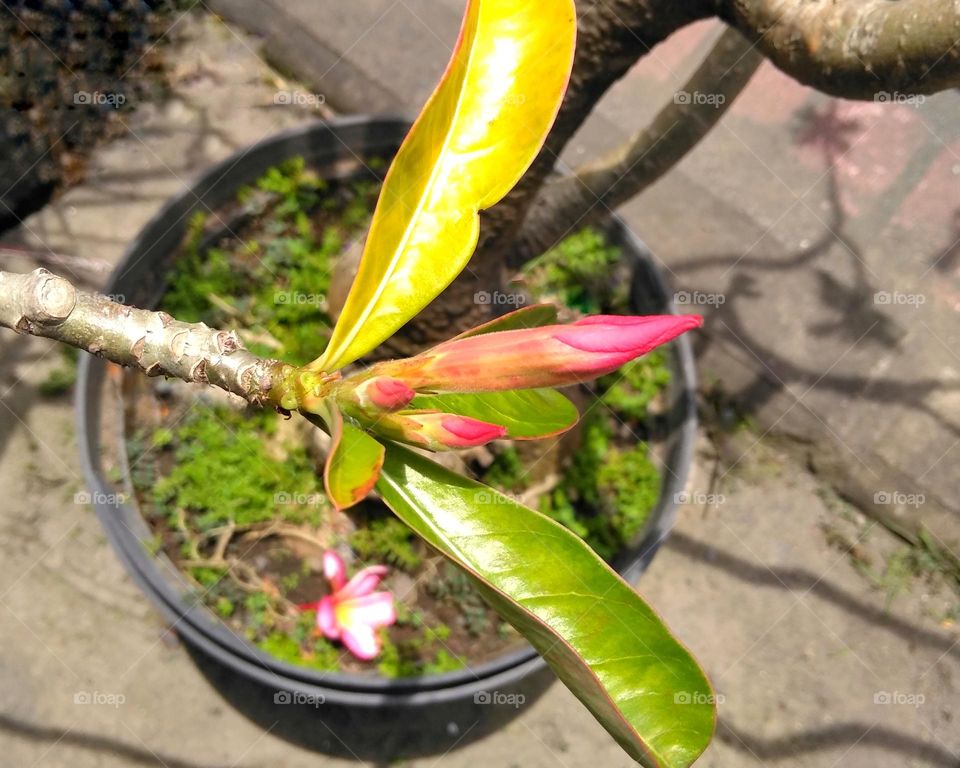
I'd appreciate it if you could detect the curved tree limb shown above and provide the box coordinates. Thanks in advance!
[0,268,293,406]
[720,0,960,98]
[513,25,762,265]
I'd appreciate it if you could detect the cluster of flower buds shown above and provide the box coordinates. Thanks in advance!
[327,313,701,451]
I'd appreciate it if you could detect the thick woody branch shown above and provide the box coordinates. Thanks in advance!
[513,26,762,265]
[0,268,294,406]
[720,0,960,98]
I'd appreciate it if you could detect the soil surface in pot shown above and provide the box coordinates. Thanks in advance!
[120,156,676,677]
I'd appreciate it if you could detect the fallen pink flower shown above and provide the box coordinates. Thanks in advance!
[375,314,702,392]
[299,550,396,660]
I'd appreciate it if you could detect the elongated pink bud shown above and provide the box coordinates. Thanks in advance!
[378,314,702,392]
[367,410,507,451]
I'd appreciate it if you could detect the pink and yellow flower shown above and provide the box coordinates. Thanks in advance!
[299,551,396,660]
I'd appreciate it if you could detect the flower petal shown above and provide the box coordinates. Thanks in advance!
[335,592,397,660]
[339,565,390,600]
[317,596,339,640]
[340,591,398,629]
[322,550,347,591]
[340,623,381,660]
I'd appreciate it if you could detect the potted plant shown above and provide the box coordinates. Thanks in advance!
[74,115,699,759]
[5,2,716,765]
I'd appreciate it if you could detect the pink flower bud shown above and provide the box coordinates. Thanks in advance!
[368,410,507,451]
[378,314,702,392]
[363,377,416,410]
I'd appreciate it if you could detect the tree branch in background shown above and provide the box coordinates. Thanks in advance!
[513,26,762,266]
[720,0,960,98]
[0,269,293,406]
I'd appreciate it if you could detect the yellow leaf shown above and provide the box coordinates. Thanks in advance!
[312,0,576,372]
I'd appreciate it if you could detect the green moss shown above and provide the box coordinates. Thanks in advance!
[151,405,324,532]
[257,631,340,672]
[600,349,671,421]
[426,562,491,637]
[376,626,466,678]
[423,649,466,675]
[524,227,626,313]
[349,516,422,571]
[539,415,660,561]
[38,346,78,396]
[484,446,525,492]
[160,158,377,366]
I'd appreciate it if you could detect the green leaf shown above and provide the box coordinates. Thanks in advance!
[312,0,577,371]
[323,406,385,510]
[376,443,715,767]
[411,388,578,440]
[447,303,559,341]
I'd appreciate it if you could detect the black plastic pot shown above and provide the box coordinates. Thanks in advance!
[76,116,698,760]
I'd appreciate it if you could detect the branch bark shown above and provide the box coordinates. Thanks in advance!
[0,268,293,406]
[513,25,762,265]
[720,0,960,98]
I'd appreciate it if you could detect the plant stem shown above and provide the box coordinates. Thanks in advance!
[0,268,296,406]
